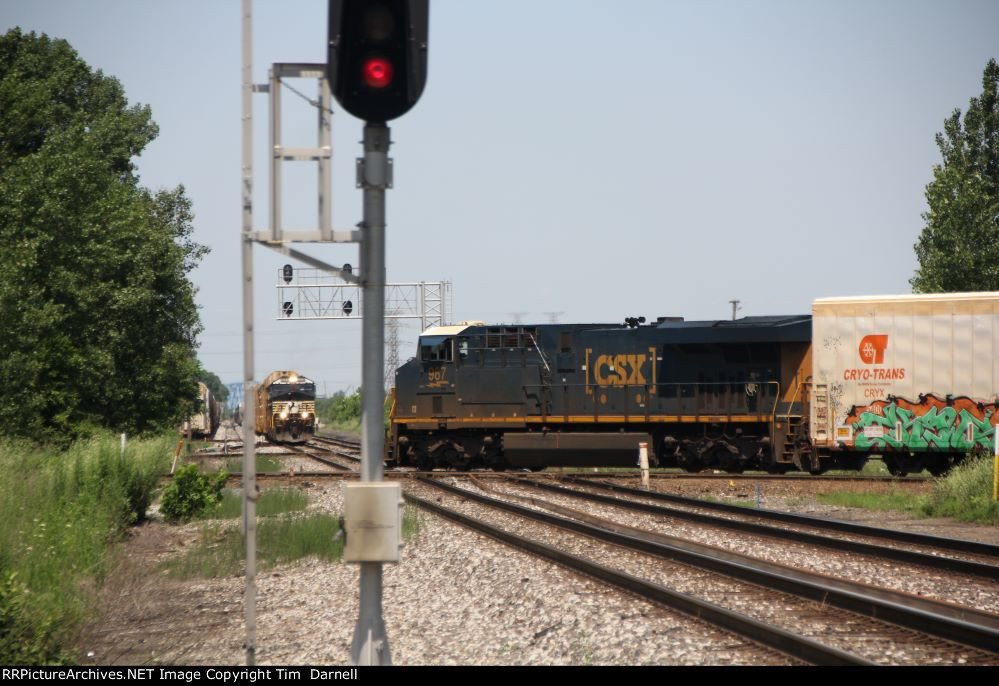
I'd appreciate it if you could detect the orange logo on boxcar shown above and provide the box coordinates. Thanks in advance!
[859,335,888,365]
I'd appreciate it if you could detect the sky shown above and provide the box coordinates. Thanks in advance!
[3,0,998,396]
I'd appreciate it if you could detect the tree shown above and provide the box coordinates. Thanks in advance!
[0,29,207,442]
[911,58,999,293]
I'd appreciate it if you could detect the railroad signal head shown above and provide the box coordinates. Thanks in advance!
[343,300,354,316]
[283,301,294,317]
[282,264,294,284]
[327,0,429,122]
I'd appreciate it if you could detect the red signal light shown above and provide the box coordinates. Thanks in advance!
[362,57,393,89]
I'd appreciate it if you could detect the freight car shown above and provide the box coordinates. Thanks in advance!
[181,382,221,439]
[810,292,999,476]
[387,292,999,474]
[255,371,317,443]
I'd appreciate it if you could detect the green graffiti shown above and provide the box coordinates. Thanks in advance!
[852,403,995,451]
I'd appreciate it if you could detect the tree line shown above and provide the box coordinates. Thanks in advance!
[0,29,218,443]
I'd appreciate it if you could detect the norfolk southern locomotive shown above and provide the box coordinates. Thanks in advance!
[388,293,999,475]
[255,371,317,443]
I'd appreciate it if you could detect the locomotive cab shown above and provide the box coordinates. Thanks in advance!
[255,371,317,443]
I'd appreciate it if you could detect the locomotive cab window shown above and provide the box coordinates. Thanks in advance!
[420,337,453,363]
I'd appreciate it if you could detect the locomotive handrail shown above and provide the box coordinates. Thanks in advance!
[523,333,552,376]
[783,378,802,422]
[520,380,780,422]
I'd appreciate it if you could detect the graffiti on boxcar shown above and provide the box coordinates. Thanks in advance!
[844,393,997,450]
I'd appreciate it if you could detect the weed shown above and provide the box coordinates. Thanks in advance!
[0,434,170,664]
[919,454,999,524]
[223,455,284,474]
[206,488,309,520]
[164,513,344,580]
[817,491,921,512]
[402,504,423,541]
[160,464,228,522]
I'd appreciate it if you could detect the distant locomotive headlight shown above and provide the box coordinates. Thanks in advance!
[289,375,298,383]
[280,411,289,419]
[301,411,309,418]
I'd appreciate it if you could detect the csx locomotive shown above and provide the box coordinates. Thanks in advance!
[255,371,317,443]
[388,293,999,474]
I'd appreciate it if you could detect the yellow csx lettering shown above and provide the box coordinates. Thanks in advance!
[594,354,647,386]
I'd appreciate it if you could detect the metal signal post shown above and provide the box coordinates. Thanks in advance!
[328,0,429,667]
[352,121,392,665]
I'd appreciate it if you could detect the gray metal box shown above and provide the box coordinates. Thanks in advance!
[342,482,403,562]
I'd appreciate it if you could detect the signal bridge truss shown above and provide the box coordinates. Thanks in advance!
[277,268,451,330]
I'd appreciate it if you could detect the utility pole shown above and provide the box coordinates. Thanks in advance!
[729,299,741,321]
[240,0,257,666]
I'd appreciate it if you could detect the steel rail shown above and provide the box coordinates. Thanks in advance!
[417,477,999,653]
[485,477,999,631]
[305,437,362,463]
[566,476,999,559]
[551,471,928,483]
[285,444,357,472]
[515,477,999,577]
[403,489,869,666]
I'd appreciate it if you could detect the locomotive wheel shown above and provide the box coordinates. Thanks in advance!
[677,447,703,473]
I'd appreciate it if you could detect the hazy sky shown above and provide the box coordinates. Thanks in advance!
[3,0,998,395]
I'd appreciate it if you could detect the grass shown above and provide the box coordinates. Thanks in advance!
[402,503,423,539]
[817,491,920,512]
[0,434,171,664]
[918,453,999,524]
[321,418,361,434]
[163,513,344,579]
[826,459,930,477]
[223,455,284,473]
[205,488,309,519]
[166,501,427,580]
[816,454,999,525]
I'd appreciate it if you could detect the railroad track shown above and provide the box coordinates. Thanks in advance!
[551,476,999,564]
[408,477,999,665]
[547,470,930,483]
[309,435,362,459]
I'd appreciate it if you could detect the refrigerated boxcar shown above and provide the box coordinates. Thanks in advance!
[181,382,221,439]
[810,292,999,476]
